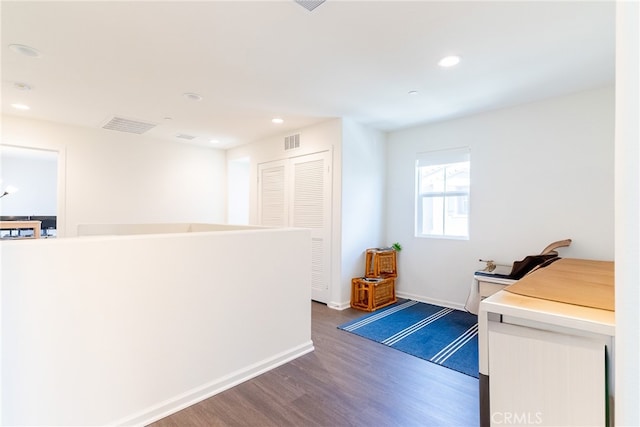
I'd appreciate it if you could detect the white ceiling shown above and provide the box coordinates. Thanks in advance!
[1,1,615,149]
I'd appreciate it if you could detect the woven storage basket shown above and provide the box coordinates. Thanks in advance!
[365,248,397,278]
[350,277,397,312]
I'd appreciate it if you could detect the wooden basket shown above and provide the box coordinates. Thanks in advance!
[351,277,397,312]
[365,248,397,278]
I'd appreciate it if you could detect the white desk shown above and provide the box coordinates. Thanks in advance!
[478,259,615,427]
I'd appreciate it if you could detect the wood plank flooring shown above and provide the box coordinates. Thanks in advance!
[150,302,479,427]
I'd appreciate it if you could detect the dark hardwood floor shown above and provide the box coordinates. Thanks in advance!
[150,301,480,427]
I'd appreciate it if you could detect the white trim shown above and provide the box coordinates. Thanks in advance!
[111,341,315,427]
[416,146,470,167]
[329,293,468,312]
[327,300,351,310]
[395,291,467,312]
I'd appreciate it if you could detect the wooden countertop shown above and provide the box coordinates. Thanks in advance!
[504,258,614,311]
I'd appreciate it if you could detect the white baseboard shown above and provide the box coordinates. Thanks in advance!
[329,294,467,312]
[111,341,315,426]
[396,291,467,312]
[327,300,351,310]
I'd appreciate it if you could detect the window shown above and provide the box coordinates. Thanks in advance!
[416,147,470,239]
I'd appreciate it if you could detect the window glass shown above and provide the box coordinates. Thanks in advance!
[415,148,470,239]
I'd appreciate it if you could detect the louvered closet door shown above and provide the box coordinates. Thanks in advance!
[257,152,332,303]
[290,152,331,303]
[258,160,288,226]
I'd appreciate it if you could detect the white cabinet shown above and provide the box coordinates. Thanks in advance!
[488,321,607,426]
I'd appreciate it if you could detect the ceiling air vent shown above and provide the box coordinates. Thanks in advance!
[176,133,196,140]
[284,133,300,150]
[102,116,157,134]
[295,0,326,12]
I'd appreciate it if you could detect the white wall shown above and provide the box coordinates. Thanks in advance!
[339,118,386,306]
[1,115,226,236]
[1,226,312,426]
[615,1,640,424]
[386,87,615,308]
[0,147,57,216]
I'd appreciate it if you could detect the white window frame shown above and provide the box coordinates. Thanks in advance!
[415,147,470,240]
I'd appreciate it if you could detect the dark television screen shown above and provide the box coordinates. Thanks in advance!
[29,215,57,230]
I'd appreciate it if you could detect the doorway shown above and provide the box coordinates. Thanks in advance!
[0,145,62,237]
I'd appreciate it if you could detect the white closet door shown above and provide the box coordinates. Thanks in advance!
[290,152,331,303]
[257,152,332,303]
[257,160,288,227]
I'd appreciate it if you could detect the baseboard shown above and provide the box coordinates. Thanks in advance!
[327,300,351,310]
[327,294,466,312]
[110,341,315,426]
[396,291,467,312]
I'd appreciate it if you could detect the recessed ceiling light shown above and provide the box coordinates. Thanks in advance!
[438,55,461,68]
[9,44,42,58]
[11,103,30,110]
[209,139,220,144]
[408,90,419,96]
[182,92,203,101]
[272,118,284,124]
[13,82,32,91]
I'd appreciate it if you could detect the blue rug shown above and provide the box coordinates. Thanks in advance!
[338,300,479,378]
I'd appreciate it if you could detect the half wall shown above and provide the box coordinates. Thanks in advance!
[1,224,312,425]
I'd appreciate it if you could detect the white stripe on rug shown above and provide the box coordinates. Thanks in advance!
[381,308,453,346]
[430,323,478,365]
[342,300,419,332]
